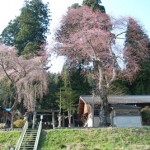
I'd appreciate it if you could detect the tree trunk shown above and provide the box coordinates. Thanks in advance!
[58,113,61,128]
[68,110,71,128]
[99,93,109,126]
[93,60,109,126]
[10,101,18,129]
[10,111,14,129]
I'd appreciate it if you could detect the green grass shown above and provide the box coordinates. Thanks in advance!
[0,130,21,150]
[1,127,150,150]
[39,127,150,150]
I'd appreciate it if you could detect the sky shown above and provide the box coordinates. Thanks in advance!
[0,0,150,73]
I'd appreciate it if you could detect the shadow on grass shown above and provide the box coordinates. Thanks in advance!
[38,130,47,150]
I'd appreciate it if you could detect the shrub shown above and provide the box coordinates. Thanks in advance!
[13,119,25,128]
[141,106,150,125]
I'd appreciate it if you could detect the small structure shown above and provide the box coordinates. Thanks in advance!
[110,104,142,127]
[78,95,150,127]
[34,109,59,129]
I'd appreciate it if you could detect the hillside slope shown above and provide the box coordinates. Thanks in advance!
[0,127,150,150]
[39,127,150,150]
[0,130,20,150]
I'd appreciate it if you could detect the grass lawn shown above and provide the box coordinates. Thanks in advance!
[0,130,20,150]
[39,127,150,150]
[0,127,150,150]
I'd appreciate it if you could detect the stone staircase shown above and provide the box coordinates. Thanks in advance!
[15,120,42,150]
[19,129,38,149]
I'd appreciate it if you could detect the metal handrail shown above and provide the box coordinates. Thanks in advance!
[15,121,28,150]
[33,121,42,150]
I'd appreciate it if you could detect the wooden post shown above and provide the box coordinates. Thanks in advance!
[52,111,55,129]
[10,111,14,129]
[58,88,62,128]
[92,92,95,127]
[32,112,37,129]
[62,113,65,127]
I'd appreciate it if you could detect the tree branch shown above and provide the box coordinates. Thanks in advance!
[0,58,14,84]
[115,31,126,38]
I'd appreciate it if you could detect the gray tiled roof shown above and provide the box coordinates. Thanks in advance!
[110,104,141,109]
[80,95,150,105]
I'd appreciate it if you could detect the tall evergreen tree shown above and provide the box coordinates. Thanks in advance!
[1,0,50,55]
[69,62,92,103]
[1,17,19,46]
[59,65,77,127]
[127,61,150,94]
[83,0,105,12]
[116,18,150,94]
[39,73,60,109]
[124,18,149,78]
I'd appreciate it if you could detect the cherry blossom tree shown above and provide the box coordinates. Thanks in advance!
[54,5,149,126]
[0,45,48,112]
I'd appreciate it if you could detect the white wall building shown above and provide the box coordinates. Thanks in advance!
[78,95,150,127]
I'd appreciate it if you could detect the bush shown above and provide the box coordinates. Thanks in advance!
[13,119,25,128]
[141,106,150,125]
